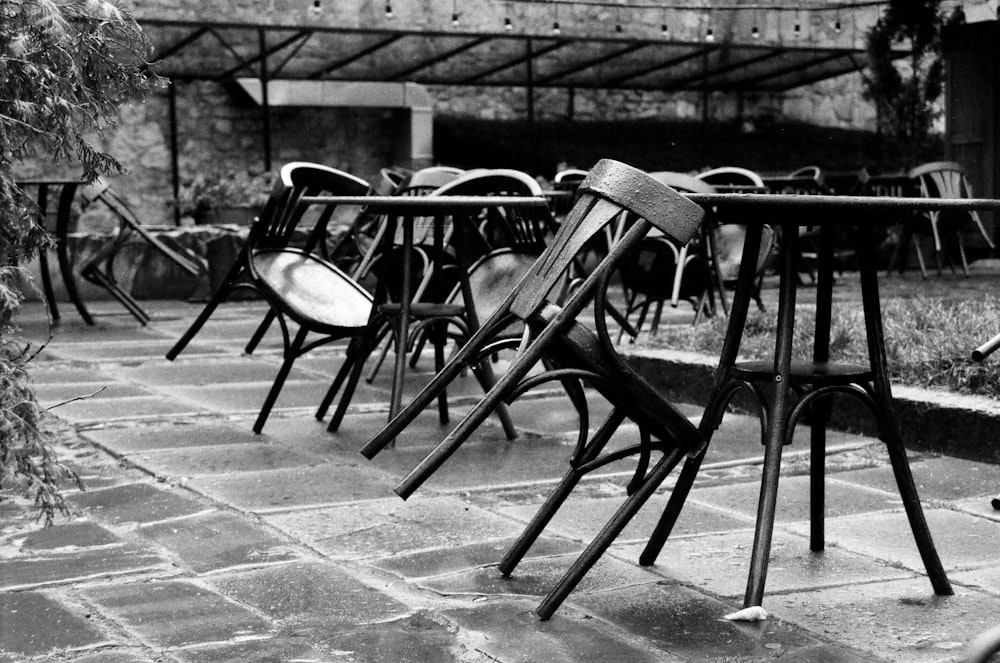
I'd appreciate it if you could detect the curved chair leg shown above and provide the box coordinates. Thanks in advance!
[882,419,952,595]
[253,325,308,434]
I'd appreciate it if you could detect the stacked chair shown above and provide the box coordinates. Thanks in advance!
[359,159,708,619]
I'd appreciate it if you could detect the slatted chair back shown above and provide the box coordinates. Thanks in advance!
[907,161,995,276]
[431,168,552,254]
[252,162,370,255]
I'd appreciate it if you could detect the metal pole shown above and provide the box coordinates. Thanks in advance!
[258,28,273,172]
[525,37,535,174]
[167,79,181,226]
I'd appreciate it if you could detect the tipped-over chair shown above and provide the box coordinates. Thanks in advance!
[906,161,995,277]
[78,178,207,325]
[359,159,707,619]
[165,163,370,361]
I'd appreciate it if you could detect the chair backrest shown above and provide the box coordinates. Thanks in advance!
[909,161,973,200]
[430,169,552,253]
[254,162,370,250]
[908,160,983,233]
[697,166,766,189]
[397,166,465,196]
[509,159,704,321]
[694,167,775,282]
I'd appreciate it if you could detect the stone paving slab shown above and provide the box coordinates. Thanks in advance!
[264,496,529,561]
[206,561,409,629]
[126,441,322,478]
[418,553,665,600]
[444,599,673,663]
[53,395,210,424]
[621,529,916,599]
[188,462,402,512]
[765,578,999,663]
[137,511,301,573]
[82,580,274,650]
[490,485,755,545]
[82,421,260,454]
[373,536,585,580]
[834,454,1000,501]
[571,581,837,662]
[68,483,213,526]
[0,591,113,661]
[171,637,330,663]
[786,508,998,573]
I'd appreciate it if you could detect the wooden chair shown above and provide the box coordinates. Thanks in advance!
[165,162,370,362]
[907,161,995,277]
[240,164,376,433]
[78,179,207,325]
[359,159,707,619]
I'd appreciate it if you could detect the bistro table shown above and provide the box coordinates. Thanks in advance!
[16,179,89,325]
[299,193,551,438]
[640,192,1000,609]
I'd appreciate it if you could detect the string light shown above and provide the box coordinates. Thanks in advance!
[750,7,760,38]
[615,6,623,32]
[793,4,801,38]
[661,7,669,37]
[552,0,561,34]
[309,0,322,16]
[385,1,393,18]
[704,2,714,42]
[504,1,513,29]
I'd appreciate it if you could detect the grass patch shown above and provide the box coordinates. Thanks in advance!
[634,295,1000,400]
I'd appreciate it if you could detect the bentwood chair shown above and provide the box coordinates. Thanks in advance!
[359,159,707,619]
[78,179,207,325]
[165,163,370,361]
[241,164,376,433]
[907,161,995,277]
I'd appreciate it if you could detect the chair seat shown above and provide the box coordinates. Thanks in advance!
[253,249,372,331]
[731,359,872,385]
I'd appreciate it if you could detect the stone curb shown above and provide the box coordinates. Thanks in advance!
[624,347,1000,465]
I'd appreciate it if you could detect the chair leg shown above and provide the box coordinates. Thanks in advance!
[365,325,394,384]
[316,338,361,422]
[245,308,277,354]
[253,326,308,434]
[166,260,245,360]
[328,335,375,433]
[498,410,625,577]
[882,417,952,595]
[638,451,704,565]
[535,446,687,621]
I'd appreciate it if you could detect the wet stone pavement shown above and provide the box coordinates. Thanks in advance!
[3,299,1000,662]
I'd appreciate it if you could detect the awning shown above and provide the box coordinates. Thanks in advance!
[134,2,899,93]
